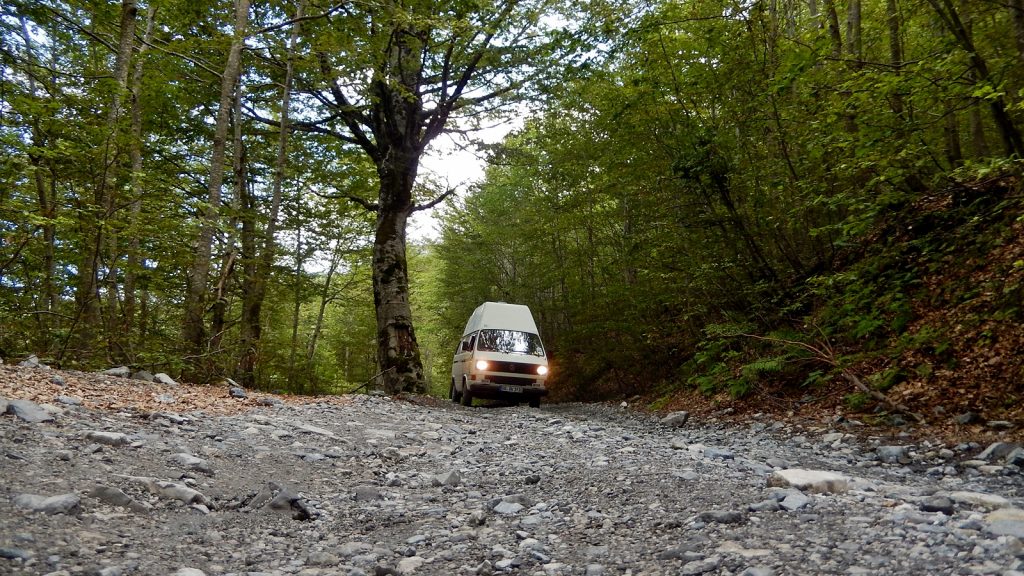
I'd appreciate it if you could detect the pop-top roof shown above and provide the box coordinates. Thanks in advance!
[462,302,539,336]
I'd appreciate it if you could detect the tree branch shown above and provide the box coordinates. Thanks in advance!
[253,1,347,35]
[412,186,457,212]
[310,189,380,212]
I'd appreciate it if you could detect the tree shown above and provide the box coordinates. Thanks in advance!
[285,0,575,393]
[182,0,250,375]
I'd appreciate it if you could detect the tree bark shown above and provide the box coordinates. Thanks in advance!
[822,0,843,58]
[123,5,156,352]
[238,0,304,387]
[372,166,426,394]
[924,0,1024,156]
[944,106,963,167]
[1011,0,1024,64]
[19,17,58,336]
[183,0,250,375]
[288,229,304,393]
[886,0,904,117]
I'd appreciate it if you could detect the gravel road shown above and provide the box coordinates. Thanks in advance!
[2,373,1024,576]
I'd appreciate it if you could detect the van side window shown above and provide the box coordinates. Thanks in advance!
[468,333,477,351]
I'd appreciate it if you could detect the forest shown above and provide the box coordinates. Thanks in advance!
[2,0,1022,420]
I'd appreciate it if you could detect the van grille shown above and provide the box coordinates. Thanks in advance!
[490,375,539,386]
[489,361,541,375]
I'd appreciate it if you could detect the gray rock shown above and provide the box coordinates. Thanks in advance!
[169,453,212,473]
[661,411,689,427]
[172,569,207,576]
[493,501,524,515]
[432,470,461,487]
[987,420,1014,430]
[780,492,811,511]
[12,493,80,515]
[985,508,1024,538]
[585,564,605,576]
[681,555,721,575]
[50,375,66,386]
[54,395,82,406]
[876,445,910,464]
[7,399,55,423]
[704,447,735,460]
[126,476,211,507]
[821,432,844,444]
[131,370,156,382]
[767,469,848,494]
[699,510,744,524]
[102,366,131,377]
[18,355,44,368]
[85,431,131,446]
[307,551,340,566]
[946,491,1011,510]
[749,499,782,512]
[739,568,775,576]
[657,541,703,560]
[977,442,1021,461]
[920,496,955,515]
[525,473,541,484]
[352,485,382,501]
[0,547,32,560]
[954,412,982,425]
[88,486,151,513]
[1006,447,1024,467]
[229,386,248,399]
[154,373,178,386]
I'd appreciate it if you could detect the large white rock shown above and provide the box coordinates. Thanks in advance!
[946,491,1011,510]
[767,469,849,494]
[985,508,1024,538]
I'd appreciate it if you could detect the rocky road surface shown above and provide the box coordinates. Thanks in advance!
[2,368,1024,576]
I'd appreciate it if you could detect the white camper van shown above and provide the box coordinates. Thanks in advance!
[451,302,549,407]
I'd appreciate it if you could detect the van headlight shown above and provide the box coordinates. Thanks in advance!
[537,365,548,375]
[475,360,489,371]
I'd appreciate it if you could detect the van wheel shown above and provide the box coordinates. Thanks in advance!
[461,386,473,407]
[449,380,461,403]
[529,398,540,408]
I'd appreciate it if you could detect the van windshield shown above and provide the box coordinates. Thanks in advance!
[476,329,544,356]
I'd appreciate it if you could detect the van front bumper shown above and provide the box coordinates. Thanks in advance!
[466,380,548,400]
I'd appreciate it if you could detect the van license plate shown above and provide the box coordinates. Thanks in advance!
[500,385,523,393]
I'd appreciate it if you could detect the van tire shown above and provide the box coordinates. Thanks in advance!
[529,398,540,408]
[449,380,460,403]
[461,385,473,407]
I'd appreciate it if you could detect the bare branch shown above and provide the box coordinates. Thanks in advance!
[253,2,347,35]
[412,186,457,212]
[310,189,380,212]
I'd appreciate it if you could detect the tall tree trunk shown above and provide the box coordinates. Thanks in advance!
[887,0,905,117]
[19,17,58,339]
[183,0,250,376]
[102,0,139,363]
[969,104,991,158]
[822,0,843,58]
[371,140,426,394]
[211,81,246,356]
[846,0,862,66]
[925,0,1024,156]
[944,106,964,166]
[306,239,343,394]
[67,1,136,362]
[238,0,304,387]
[288,229,304,393]
[1011,0,1024,64]
[123,5,156,352]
